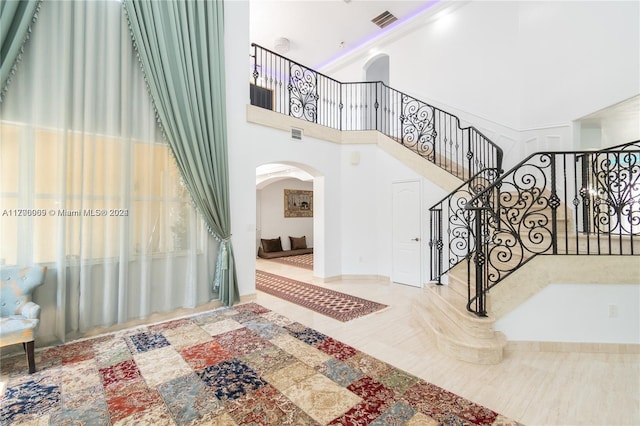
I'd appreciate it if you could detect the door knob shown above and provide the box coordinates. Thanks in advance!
[412,237,420,241]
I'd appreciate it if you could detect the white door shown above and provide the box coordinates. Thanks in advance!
[392,181,422,287]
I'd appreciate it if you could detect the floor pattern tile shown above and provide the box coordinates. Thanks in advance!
[0,302,520,425]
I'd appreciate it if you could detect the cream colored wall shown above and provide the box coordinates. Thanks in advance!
[492,256,640,343]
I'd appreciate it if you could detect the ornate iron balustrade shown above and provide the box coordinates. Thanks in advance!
[250,43,503,181]
[429,168,501,283]
[462,140,640,316]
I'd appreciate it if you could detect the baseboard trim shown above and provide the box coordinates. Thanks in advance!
[320,274,390,283]
[239,293,257,303]
[505,340,640,354]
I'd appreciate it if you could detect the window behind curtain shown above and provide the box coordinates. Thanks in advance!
[0,0,213,339]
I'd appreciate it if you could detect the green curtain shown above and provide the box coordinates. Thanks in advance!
[0,0,41,101]
[122,0,238,305]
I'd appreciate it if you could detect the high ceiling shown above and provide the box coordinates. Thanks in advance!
[250,0,452,184]
[249,0,439,71]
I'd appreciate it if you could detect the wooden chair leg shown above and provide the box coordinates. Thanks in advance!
[25,341,36,374]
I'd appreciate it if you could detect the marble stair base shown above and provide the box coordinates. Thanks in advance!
[411,283,506,365]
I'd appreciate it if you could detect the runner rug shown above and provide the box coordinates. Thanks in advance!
[265,253,314,270]
[0,302,517,425]
[256,270,388,322]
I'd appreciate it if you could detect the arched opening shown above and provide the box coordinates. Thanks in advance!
[363,53,390,85]
[362,54,390,132]
[255,162,325,276]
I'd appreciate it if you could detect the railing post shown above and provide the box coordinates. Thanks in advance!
[374,82,379,131]
[339,86,343,131]
[473,208,487,316]
[252,44,258,86]
[549,153,559,255]
[429,208,443,285]
[467,130,474,179]
[314,72,318,124]
[288,61,292,118]
[399,95,404,146]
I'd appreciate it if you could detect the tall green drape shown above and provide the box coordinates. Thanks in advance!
[0,0,41,101]
[122,0,238,305]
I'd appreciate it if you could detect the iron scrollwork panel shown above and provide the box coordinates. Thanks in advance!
[289,63,318,123]
[478,155,556,287]
[447,194,474,268]
[591,151,640,235]
[400,95,436,160]
[443,169,501,272]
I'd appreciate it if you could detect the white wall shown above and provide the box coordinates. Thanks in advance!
[225,0,256,297]
[494,284,640,344]
[227,1,639,346]
[518,2,639,129]
[257,178,313,251]
[325,1,640,164]
[225,0,453,288]
[339,145,379,275]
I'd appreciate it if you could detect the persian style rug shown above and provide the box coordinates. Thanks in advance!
[0,303,518,425]
[266,253,314,270]
[255,270,387,322]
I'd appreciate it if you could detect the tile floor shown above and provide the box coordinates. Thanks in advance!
[255,259,640,426]
[1,259,638,425]
[1,299,511,425]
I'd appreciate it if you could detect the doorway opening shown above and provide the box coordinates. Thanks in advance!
[255,162,324,276]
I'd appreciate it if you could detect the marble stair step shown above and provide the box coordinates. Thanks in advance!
[411,286,506,364]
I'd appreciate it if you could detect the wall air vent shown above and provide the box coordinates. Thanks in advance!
[371,11,397,29]
[291,127,303,140]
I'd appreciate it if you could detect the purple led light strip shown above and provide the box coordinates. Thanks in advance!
[314,0,444,71]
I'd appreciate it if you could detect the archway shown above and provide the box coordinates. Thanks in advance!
[363,54,390,132]
[255,162,325,277]
[363,53,390,85]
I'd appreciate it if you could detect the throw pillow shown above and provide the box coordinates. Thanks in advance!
[261,237,282,253]
[289,236,307,250]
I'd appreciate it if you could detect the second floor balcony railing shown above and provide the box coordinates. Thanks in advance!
[250,43,503,181]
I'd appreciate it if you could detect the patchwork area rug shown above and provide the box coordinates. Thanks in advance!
[256,270,387,322]
[0,303,518,425]
[266,253,314,270]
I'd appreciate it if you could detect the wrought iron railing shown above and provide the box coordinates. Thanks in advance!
[460,140,640,316]
[429,168,501,283]
[250,43,503,181]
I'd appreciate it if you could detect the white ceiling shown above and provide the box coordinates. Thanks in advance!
[249,0,437,70]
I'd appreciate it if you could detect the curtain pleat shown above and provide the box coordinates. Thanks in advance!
[123,0,239,306]
[0,0,41,102]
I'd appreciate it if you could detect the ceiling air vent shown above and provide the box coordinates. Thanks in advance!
[291,127,303,140]
[371,11,397,29]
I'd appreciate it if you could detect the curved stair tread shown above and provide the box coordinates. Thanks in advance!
[411,296,506,364]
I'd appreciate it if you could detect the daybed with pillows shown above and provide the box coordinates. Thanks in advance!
[258,236,313,259]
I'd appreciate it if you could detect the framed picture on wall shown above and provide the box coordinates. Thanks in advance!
[284,189,313,217]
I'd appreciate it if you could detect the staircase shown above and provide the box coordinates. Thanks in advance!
[427,142,640,362]
[249,43,640,364]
